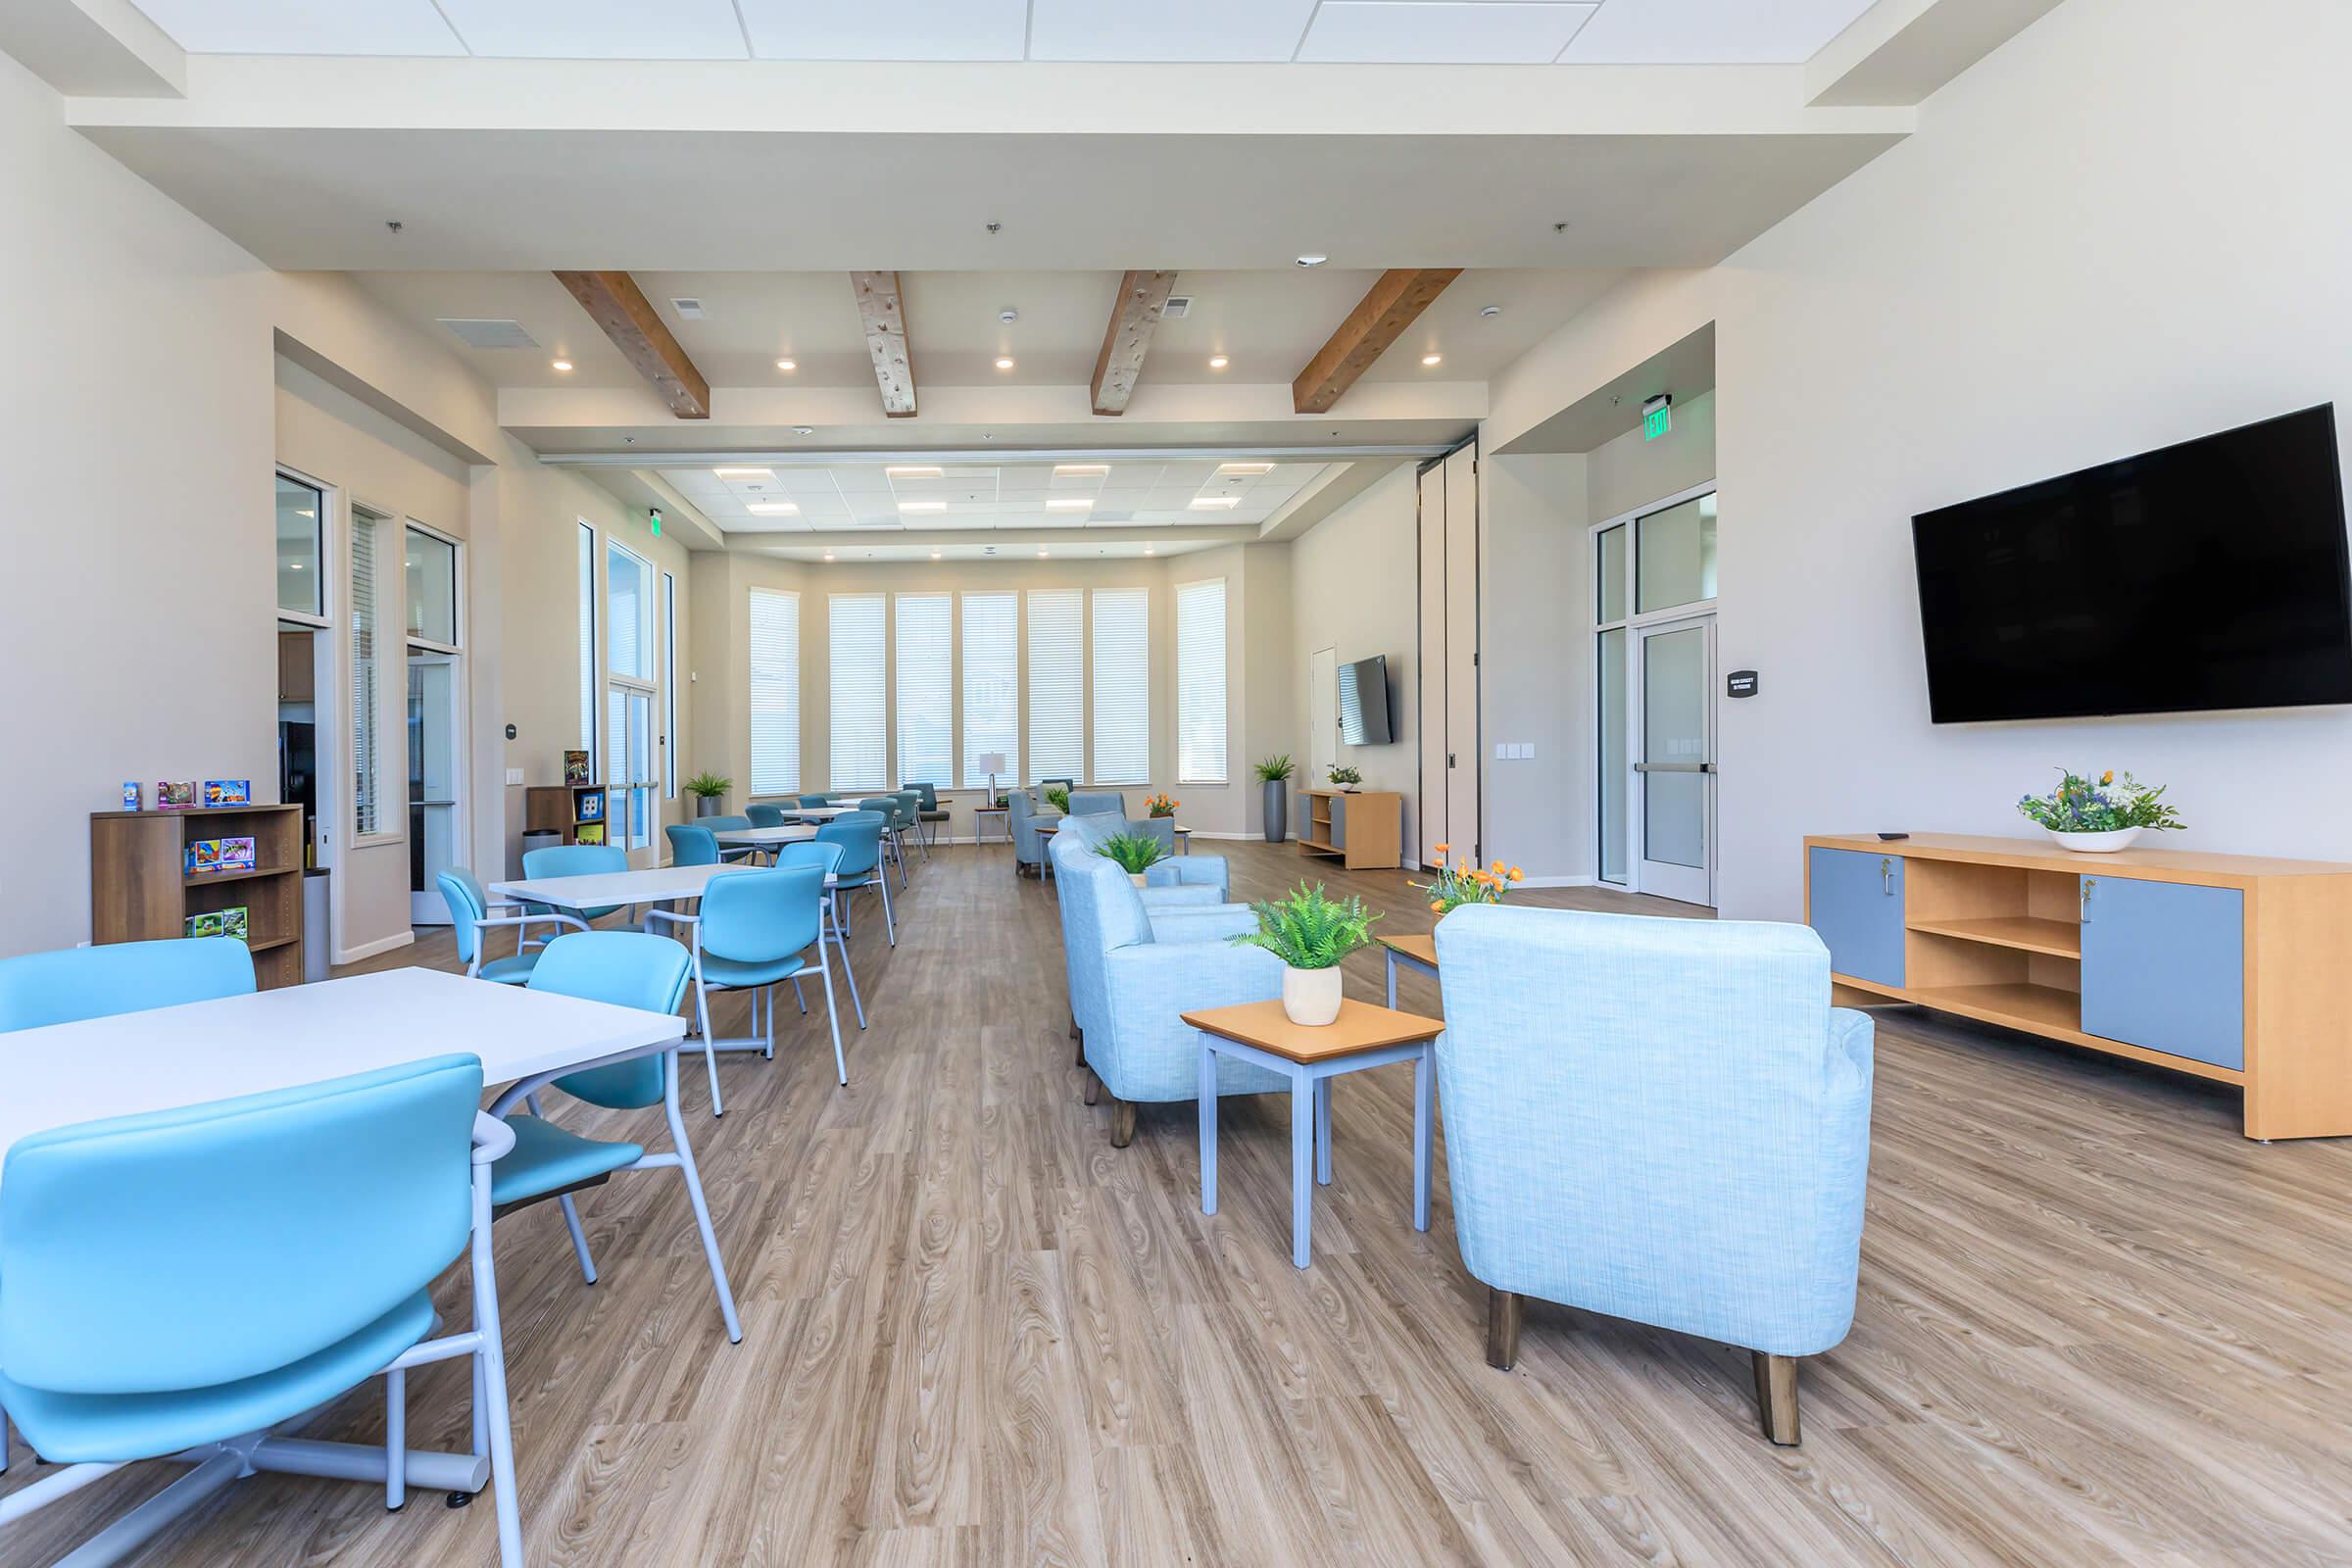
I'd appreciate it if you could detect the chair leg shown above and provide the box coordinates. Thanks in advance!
[1073,1026,1086,1067]
[1,1400,10,1475]
[664,1052,744,1343]
[827,905,867,1030]
[469,1163,525,1566]
[1752,1352,1802,1446]
[695,969,724,1118]
[763,984,775,1059]
[1082,1069,1102,1106]
[793,975,808,1014]
[555,1194,599,1285]
[817,941,850,1086]
[1109,1097,1136,1148]
[879,866,898,947]
[1486,1289,1523,1371]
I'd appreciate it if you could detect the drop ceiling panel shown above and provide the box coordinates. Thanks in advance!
[1562,0,1879,63]
[1027,0,1321,63]
[1299,3,1599,65]
[129,0,464,55]
[435,0,749,58]
[737,0,1027,61]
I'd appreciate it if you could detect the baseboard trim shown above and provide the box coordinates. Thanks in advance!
[336,929,416,965]
[1517,875,1596,890]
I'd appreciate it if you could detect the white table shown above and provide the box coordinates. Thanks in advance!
[713,824,819,853]
[779,805,853,821]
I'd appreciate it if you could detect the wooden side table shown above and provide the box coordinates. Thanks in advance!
[1184,998,1443,1268]
[1378,933,1439,1008]
[972,805,1009,847]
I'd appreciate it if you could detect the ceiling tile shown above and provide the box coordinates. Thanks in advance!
[435,0,749,58]
[1299,2,1598,64]
[1028,0,1321,63]
[739,0,1027,61]
[1561,0,1876,64]
[130,0,463,55]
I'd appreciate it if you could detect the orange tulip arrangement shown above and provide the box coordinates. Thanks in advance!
[1415,842,1525,916]
[1145,793,1179,818]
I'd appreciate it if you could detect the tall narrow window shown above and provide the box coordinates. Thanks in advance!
[1091,588,1149,785]
[662,571,678,800]
[829,593,887,793]
[576,522,597,757]
[405,525,458,648]
[961,592,1018,789]
[607,541,657,850]
[896,593,953,789]
[1026,589,1083,784]
[350,505,389,838]
[1176,577,1228,785]
[277,472,324,618]
[749,588,800,797]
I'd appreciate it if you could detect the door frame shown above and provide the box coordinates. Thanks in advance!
[1308,644,1339,789]
[403,518,466,924]
[1631,612,1716,907]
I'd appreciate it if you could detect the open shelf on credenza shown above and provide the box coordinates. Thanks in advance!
[1905,914,2081,958]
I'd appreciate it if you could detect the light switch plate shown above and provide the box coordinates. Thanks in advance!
[506,768,524,786]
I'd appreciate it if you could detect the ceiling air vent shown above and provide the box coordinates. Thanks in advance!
[1162,296,1192,318]
[436,318,538,350]
[670,297,707,318]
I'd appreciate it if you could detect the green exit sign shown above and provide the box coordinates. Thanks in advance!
[649,507,663,537]
[1642,395,1672,441]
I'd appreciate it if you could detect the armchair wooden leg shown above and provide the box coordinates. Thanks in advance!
[1109,1098,1137,1149]
[1485,1289,1523,1370]
[1751,1352,1801,1446]
[1082,1070,1102,1106]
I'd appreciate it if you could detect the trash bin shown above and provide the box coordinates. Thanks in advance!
[521,830,560,868]
[302,868,330,984]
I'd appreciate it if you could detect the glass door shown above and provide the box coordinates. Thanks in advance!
[608,684,658,865]
[1634,613,1715,906]
[407,651,461,923]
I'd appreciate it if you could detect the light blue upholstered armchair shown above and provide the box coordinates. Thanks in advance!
[1066,790,1124,818]
[1054,809,1230,902]
[1048,837,1286,1147]
[1008,790,1051,878]
[1431,904,1873,1446]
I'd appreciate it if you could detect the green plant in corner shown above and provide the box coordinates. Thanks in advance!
[1043,784,1072,813]
[1253,754,1296,783]
[684,771,732,800]
[1232,882,1381,970]
[1095,832,1170,875]
[1327,764,1362,788]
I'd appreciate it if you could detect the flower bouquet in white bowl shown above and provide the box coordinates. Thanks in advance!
[2016,768,2183,853]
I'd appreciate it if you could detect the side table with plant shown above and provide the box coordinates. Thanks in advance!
[685,771,732,818]
[1095,831,1171,889]
[1146,793,1178,819]
[2016,768,2183,853]
[1254,755,1295,844]
[1233,882,1382,1026]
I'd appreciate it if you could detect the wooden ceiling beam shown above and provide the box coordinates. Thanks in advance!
[1290,268,1461,415]
[1089,270,1179,416]
[552,270,710,419]
[850,270,918,417]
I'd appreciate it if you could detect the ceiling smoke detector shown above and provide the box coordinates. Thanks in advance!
[999,308,1019,323]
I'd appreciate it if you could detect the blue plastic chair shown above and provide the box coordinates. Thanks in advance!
[698,815,760,863]
[439,868,582,984]
[652,865,846,1104]
[521,842,628,922]
[818,812,896,948]
[666,822,722,867]
[858,797,913,893]
[910,783,950,850]
[0,938,255,1031]
[798,794,835,809]
[746,803,790,829]
[491,931,741,1345]
[771,839,865,1032]
[0,1054,527,1564]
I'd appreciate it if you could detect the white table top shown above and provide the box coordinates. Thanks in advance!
[714,825,820,846]
[491,861,836,911]
[0,968,685,1183]
[782,805,854,820]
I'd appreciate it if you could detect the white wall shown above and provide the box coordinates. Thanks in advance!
[1588,388,1716,528]
[1479,453,1588,883]
[1487,0,2352,921]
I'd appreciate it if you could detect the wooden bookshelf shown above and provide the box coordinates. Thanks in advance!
[525,784,611,847]
[1297,788,1403,871]
[90,804,306,990]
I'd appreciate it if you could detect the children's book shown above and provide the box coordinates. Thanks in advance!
[574,823,607,846]
[204,779,251,807]
[158,781,196,810]
[122,782,142,810]
[185,910,226,939]
[576,788,605,822]
[185,838,222,874]
[564,750,592,785]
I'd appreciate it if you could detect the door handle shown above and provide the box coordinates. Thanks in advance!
[1881,857,1893,894]
[1632,762,1716,774]
[1446,753,1456,768]
[2081,877,2095,919]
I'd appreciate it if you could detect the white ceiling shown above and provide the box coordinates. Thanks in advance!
[661,459,1328,534]
[127,0,1880,66]
[761,538,1218,564]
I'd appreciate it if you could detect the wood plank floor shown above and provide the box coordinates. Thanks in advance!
[11,839,2352,1566]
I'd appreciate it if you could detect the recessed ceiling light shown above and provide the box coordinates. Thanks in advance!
[1208,355,1229,370]
[289,563,305,570]
[1144,546,1154,556]
[1216,462,1274,475]
[821,552,834,562]
[1047,498,1094,511]
[930,552,942,560]
[900,501,948,514]
[713,467,774,480]
[886,466,942,478]
[1038,550,1050,559]
[1479,304,1502,318]
[1295,254,1328,268]
[1190,497,1242,511]
[746,503,798,516]
[1421,354,1443,368]
[775,359,796,371]
[550,359,573,371]
[1054,464,1109,476]
[792,426,814,436]
[995,357,1015,371]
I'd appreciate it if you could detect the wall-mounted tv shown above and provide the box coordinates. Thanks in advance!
[1912,405,2352,723]
[1339,654,1394,746]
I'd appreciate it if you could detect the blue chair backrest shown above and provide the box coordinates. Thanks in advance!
[528,931,691,1111]
[857,796,902,829]
[0,1053,481,1394]
[700,865,825,965]
[1041,777,1075,794]
[817,812,885,877]
[0,938,256,1032]
[1134,817,1176,856]
[522,843,626,881]
[799,794,834,808]
[1068,791,1124,818]
[702,814,752,834]
[747,803,789,829]
[912,783,940,810]
[438,868,493,963]
[773,839,846,878]
[667,822,722,866]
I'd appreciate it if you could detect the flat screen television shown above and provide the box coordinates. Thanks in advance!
[1338,654,1393,746]
[1911,405,2352,723]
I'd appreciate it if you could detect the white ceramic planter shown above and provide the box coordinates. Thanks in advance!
[1129,872,1151,890]
[1282,963,1344,1026]
[2048,826,2141,854]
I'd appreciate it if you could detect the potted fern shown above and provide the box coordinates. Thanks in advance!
[685,771,731,818]
[1095,831,1169,889]
[1043,783,1072,814]
[1254,754,1295,844]
[1233,882,1381,1026]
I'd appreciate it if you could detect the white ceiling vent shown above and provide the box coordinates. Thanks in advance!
[436,318,538,350]
[1161,296,1192,318]
[670,297,707,318]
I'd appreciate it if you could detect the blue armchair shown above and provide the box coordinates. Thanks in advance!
[1008,789,1051,878]
[1049,842,1286,1147]
[1431,905,1874,1446]
[1066,790,1124,818]
[1054,809,1230,903]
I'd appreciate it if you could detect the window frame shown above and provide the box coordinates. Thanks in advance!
[402,519,462,657]
[347,499,400,848]
[275,467,330,628]
[1024,588,1084,786]
[959,590,1019,790]
[1090,587,1150,787]
[828,591,889,795]
[748,586,803,799]
[1175,576,1230,786]
[894,592,955,791]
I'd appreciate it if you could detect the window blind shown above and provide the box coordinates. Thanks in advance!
[749,587,800,796]
[1176,577,1228,784]
[961,592,1018,788]
[895,593,953,789]
[1091,588,1149,786]
[829,593,888,793]
[576,522,597,756]
[351,507,385,836]
[1026,589,1083,785]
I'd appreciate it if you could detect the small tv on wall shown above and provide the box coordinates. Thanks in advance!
[1911,404,2352,723]
[1339,654,1394,746]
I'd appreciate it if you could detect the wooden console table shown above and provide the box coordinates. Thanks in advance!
[1804,833,2352,1141]
[1298,788,1402,871]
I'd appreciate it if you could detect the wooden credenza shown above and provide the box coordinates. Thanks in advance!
[1298,789,1403,871]
[1804,833,2352,1141]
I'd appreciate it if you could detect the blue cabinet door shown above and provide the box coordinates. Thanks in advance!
[1807,847,1905,987]
[2079,876,2244,1070]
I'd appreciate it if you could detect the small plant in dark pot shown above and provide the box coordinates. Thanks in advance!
[685,771,731,818]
